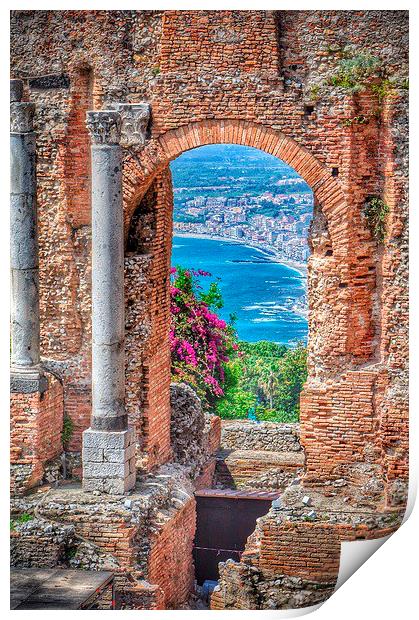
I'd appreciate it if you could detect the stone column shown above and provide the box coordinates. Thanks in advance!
[82,110,136,495]
[10,79,47,394]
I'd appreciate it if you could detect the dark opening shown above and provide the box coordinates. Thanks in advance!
[193,490,278,585]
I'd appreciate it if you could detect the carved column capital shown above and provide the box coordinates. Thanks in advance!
[112,103,151,147]
[86,110,122,146]
[10,102,35,134]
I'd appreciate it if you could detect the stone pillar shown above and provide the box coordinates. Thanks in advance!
[10,79,47,394]
[82,110,136,495]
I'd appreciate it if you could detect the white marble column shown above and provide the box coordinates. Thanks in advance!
[82,110,135,495]
[10,79,46,394]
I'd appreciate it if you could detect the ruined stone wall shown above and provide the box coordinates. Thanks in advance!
[220,420,301,452]
[9,9,408,611]
[10,8,408,505]
[148,496,196,608]
[215,420,303,490]
[125,169,173,469]
[10,373,64,494]
[10,467,197,609]
[10,10,165,458]
[211,483,404,610]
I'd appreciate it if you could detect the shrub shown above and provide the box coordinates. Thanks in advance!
[61,414,74,448]
[363,196,389,242]
[216,340,307,423]
[10,512,33,530]
[329,53,381,93]
[170,268,308,422]
[170,267,237,407]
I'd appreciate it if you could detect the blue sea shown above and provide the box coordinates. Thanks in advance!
[171,235,308,344]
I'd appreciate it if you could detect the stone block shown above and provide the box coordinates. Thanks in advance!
[83,427,134,449]
[10,79,23,103]
[129,458,136,475]
[82,477,105,493]
[102,473,136,495]
[83,460,130,479]
[82,427,136,495]
[82,447,104,463]
[103,442,135,463]
[10,368,48,394]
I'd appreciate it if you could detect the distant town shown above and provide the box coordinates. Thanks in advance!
[173,189,312,268]
[171,144,313,272]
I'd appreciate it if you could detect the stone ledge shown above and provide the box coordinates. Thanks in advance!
[10,369,48,394]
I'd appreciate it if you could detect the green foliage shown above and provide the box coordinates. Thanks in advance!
[271,342,308,421]
[10,512,33,530]
[371,79,393,103]
[200,280,224,310]
[309,84,321,101]
[65,546,78,560]
[151,66,160,76]
[363,196,390,242]
[216,359,256,419]
[170,267,237,406]
[170,268,308,423]
[61,414,74,447]
[216,341,307,423]
[329,53,381,93]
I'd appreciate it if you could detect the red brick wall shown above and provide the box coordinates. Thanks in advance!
[194,458,216,491]
[125,169,173,469]
[10,373,64,492]
[211,512,400,609]
[300,370,383,482]
[63,65,92,228]
[148,496,196,608]
[207,415,222,456]
[64,385,91,452]
[252,520,397,582]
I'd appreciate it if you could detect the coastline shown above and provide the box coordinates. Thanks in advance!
[173,231,307,277]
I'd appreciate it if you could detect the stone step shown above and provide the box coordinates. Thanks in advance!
[214,449,304,491]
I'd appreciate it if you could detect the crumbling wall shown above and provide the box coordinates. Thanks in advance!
[10,373,64,494]
[220,420,301,453]
[10,519,74,568]
[10,10,408,610]
[148,493,196,608]
[10,11,409,496]
[125,170,173,470]
[214,420,303,490]
[170,382,221,483]
[211,483,404,610]
[10,465,197,609]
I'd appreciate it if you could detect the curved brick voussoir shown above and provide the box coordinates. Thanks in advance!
[123,120,348,244]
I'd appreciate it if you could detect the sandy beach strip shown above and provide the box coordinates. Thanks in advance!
[173,231,308,277]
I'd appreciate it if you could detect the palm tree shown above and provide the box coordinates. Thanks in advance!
[258,368,279,410]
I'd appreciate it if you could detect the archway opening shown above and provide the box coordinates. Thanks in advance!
[124,125,341,604]
[170,143,313,424]
[167,143,313,590]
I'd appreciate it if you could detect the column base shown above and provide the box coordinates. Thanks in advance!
[10,365,48,394]
[82,427,136,494]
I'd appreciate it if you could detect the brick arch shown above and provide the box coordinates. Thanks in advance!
[123,119,348,249]
[123,118,376,478]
